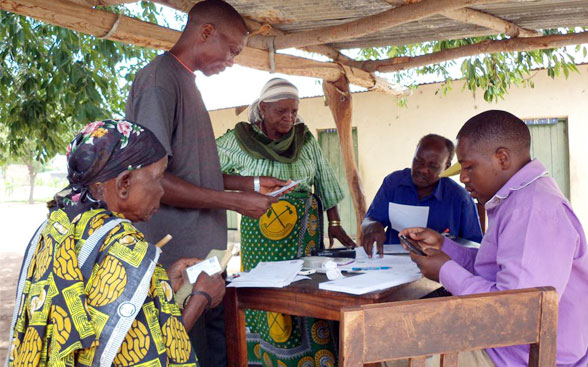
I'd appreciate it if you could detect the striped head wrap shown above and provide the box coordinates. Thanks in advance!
[248,78,304,125]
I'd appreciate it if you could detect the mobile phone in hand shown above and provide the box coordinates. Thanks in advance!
[399,235,427,256]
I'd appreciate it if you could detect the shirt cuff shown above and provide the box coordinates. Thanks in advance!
[439,260,473,296]
[440,236,463,259]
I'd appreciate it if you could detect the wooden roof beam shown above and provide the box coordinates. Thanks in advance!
[140,0,366,70]
[66,0,136,6]
[252,0,511,51]
[0,0,407,95]
[383,0,541,38]
[359,31,588,73]
[442,7,542,37]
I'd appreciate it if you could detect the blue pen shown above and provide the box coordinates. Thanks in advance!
[351,266,391,271]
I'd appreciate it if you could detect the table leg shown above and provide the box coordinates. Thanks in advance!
[225,287,247,367]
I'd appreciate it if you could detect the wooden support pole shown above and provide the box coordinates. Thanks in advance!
[442,7,542,37]
[323,76,367,239]
[0,0,406,95]
[257,0,507,50]
[360,31,588,73]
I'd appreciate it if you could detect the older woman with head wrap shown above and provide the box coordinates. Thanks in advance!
[217,78,356,366]
[7,119,224,367]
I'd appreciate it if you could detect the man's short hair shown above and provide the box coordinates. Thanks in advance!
[418,134,455,163]
[187,0,247,31]
[457,110,531,153]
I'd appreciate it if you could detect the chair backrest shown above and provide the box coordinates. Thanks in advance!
[339,287,558,367]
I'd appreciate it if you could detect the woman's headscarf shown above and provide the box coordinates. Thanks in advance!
[54,119,167,220]
[247,77,305,125]
[235,78,310,163]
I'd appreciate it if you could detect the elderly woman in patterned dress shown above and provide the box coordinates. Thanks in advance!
[7,119,223,367]
[217,78,357,367]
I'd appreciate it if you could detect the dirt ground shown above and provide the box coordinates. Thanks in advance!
[0,203,48,362]
[0,252,24,362]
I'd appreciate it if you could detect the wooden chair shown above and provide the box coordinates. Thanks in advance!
[339,287,558,367]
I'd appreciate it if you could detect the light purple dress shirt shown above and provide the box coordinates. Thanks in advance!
[439,159,588,366]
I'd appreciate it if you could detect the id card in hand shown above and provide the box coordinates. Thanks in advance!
[184,256,222,284]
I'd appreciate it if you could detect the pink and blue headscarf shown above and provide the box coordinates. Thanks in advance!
[54,119,166,219]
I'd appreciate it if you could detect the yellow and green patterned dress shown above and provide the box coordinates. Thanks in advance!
[217,127,344,367]
[7,208,198,367]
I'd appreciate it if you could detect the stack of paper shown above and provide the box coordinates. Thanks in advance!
[228,259,304,288]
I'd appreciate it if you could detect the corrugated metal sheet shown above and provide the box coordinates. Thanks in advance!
[223,0,588,50]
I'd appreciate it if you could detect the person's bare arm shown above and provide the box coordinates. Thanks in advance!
[181,273,225,331]
[161,172,278,218]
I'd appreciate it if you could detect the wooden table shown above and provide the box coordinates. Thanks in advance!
[224,273,440,367]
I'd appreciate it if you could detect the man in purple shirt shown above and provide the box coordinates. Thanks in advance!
[401,110,588,366]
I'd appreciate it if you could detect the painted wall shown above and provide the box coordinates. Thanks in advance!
[210,65,588,228]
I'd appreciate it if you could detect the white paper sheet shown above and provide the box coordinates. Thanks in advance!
[319,270,421,295]
[383,244,409,255]
[338,254,421,274]
[267,180,302,197]
[227,259,303,288]
[388,202,429,232]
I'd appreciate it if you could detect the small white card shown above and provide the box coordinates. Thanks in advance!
[184,256,222,284]
[267,180,302,197]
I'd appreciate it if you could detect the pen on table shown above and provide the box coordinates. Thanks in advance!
[351,266,391,271]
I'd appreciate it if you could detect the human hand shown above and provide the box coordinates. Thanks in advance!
[361,221,386,258]
[167,258,201,292]
[192,272,225,309]
[328,226,357,248]
[409,248,451,282]
[235,191,279,218]
[258,177,294,196]
[398,227,444,251]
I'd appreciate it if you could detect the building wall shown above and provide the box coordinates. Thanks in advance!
[210,65,588,228]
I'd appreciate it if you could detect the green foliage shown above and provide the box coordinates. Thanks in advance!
[0,5,161,164]
[359,28,587,103]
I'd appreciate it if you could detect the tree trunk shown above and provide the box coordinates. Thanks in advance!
[26,162,37,204]
[323,75,367,241]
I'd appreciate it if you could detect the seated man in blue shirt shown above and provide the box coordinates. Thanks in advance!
[361,134,482,257]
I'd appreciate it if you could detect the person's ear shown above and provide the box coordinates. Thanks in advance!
[115,171,133,200]
[494,147,511,170]
[259,102,267,117]
[200,23,215,42]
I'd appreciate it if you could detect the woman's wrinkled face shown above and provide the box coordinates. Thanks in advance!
[119,157,167,222]
[260,99,299,139]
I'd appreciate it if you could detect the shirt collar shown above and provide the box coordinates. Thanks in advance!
[166,52,196,78]
[402,169,444,201]
[485,159,549,210]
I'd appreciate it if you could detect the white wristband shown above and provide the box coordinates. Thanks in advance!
[253,176,261,192]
